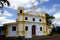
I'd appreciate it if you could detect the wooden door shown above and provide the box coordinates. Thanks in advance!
[32,25,36,35]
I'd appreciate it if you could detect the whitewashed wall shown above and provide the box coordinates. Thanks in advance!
[19,22,22,36]
[28,11,45,17]
[8,24,16,37]
[7,22,45,38]
[25,22,32,38]
[7,14,46,38]
[24,22,43,38]
[36,24,43,35]
[20,14,42,22]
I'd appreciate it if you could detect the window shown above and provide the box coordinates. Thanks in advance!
[12,26,16,31]
[40,27,42,31]
[25,17,28,20]
[39,19,41,22]
[25,26,28,31]
[20,10,22,13]
[33,18,35,21]
[1,27,4,31]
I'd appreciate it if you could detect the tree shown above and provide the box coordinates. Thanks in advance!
[46,14,55,35]
[52,27,57,33]
[0,0,10,14]
[0,0,10,7]
[56,26,60,33]
[46,13,55,26]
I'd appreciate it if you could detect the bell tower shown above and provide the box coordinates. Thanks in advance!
[16,7,24,36]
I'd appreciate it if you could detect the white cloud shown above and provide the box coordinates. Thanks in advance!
[25,1,38,8]
[47,8,56,13]
[54,11,60,19]
[41,0,49,2]
[36,4,59,14]
[0,0,39,26]
[3,11,13,16]
[25,4,32,8]
[0,10,13,26]
[34,2,39,6]
[8,0,38,9]
[0,16,5,22]
[40,0,49,3]
[36,6,56,14]
[0,16,16,25]
[0,10,13,16]
[52,4,60,8]
[0,16,6,26]
[36,8,42,12]
[53,11,60,25]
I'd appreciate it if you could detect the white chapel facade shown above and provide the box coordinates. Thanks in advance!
[4,7,52,38]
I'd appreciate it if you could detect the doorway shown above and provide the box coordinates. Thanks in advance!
[32,25,36,35]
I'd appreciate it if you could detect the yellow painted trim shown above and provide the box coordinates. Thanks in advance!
[22,8,24,14]
[4,21,25,25]
[4,21,46,24]
[16,22,20,36]
[18,7,20,13]
[22,9,25,36]
[47,28,50,34]
[46,27,48,35]
[47,25,52,28]
[19,7,46,19]
[44,13,46,18]
[4,22,16,25]
[37,14,40,16]
[26,12,28,14]
[16,7,20,36]
[5,25,8,37]
[42,14,47,35]
[44,12,48,35]
[46,25,49,35]
[42,16,44,34]
[21,12,46,17]
[42,12,48,35]
[45,25,52,35]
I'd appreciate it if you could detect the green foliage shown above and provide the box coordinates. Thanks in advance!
[0,0,10,7]
[46,13,55,26]
[56,27,60,33]
[0,0,10,14]
[51,27,57,33]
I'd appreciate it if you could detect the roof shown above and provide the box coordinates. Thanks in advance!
[3,21,25,25]
[4,22,16,25]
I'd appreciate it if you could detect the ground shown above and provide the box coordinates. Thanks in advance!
[26,34,60,40]
[1,34,60,40]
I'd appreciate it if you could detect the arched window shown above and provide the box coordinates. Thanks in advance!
[39,19,41,22]
[25,17,28,20]
[33,18,35,21]
[20,9,22,13]
[40,27,42,31]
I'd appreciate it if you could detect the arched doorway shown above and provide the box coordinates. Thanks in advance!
[32,25,36,35]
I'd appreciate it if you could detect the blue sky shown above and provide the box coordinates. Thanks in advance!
[0,0,60,26]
